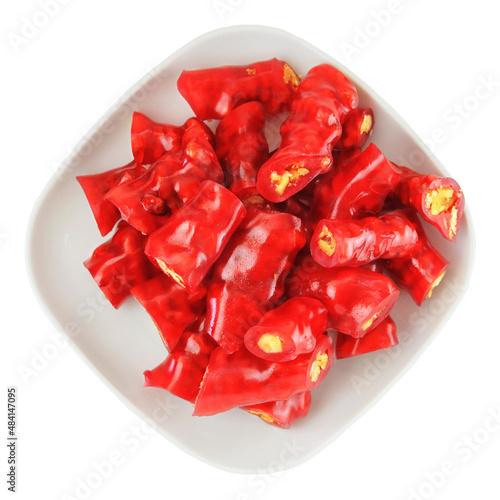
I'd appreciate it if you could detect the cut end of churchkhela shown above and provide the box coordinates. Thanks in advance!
[257,333,285,353]
[242,391,312,428]
[335,107,375,151]
[244,326,296,362]
[336,316,398,359]
[309,352,329,383]
[359,113,373,135]
[382,209,450,307]
[426,270,446,300]
[386,254,449,307]
[258,155,332,202]
[283,62,300,88]
[247,409,276,424]
[353,287,400,339]
[422,179,464,242]
[155,258,186,288]
[316,225,336,258]
[306,334,334,389]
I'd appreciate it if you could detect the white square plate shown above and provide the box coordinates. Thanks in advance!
[26,25,474,473]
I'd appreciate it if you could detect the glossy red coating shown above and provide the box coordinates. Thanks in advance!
[105,153,181,234]
[311,143,402,223]
[335,107,374,150]
[144,329,218,404]
[362,260,384,273]
[76,161,146,236]
[182,117,223,183]
[204,207,306,353]
[336,316,398,359]
[131,111,186,165]
[392,164,464,242]
[193,333,333,416]
[130,272,207,351]
[83,221,156,308]
[145,180,247,293]
[311,209,419,267]
[257,64,358,202]
[215,101,269,194]
[286,255,399,338]
[106,119,224,234]
[243,297,328,362]
[383,210,450,305]
[177,58,300,120]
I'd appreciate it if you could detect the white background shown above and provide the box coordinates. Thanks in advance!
[2,1,499,499]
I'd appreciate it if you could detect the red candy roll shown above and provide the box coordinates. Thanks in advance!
[193,333,333,416]
[335,107,374,151]
[383,211,450,306]
[242,392,312,428]
[287,255,399,338]
[77,161,146,236]
[311,209,419,268]
[83,221,156,308]
[392,164,464,242]
[177,58,300,120]
[215,101,269,195]
[145,180,247,293]
[105,153,192,234]
[244,297,328,362]
[131,111,186,165]
[181,117,224,183]
[144,329,218,404]
[336,316,398,359]
[257,64,358,202]
[130,272,207,351]
[311,143,401,222]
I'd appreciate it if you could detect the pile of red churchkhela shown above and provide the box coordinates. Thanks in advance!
[77,58,465,428]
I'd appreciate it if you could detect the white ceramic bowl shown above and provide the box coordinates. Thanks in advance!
[26,25,475,473]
